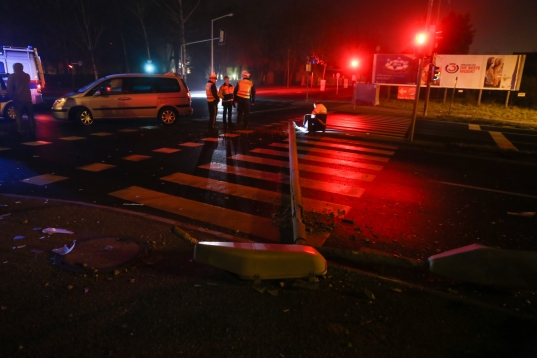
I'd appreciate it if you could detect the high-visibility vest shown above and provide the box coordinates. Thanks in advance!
[206,81,217,101]
[236,79,253,99]
[312,103,327,115]
[218,83,234,101]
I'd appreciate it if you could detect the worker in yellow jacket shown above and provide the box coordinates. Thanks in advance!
[233,70,256,129]
[218,75,234,127]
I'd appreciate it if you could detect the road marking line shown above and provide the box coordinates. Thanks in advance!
[118,129,139,132]
[198,163,365,198]
[269,143,390,162]
[160,172,351,215]
[90,132,113,136]
[250,148,383,171]
[301,136,399,150]
[109,186,281,242]
[0,147,10,151]
[432,181,537,199]
[179,142,204,147]
[235,130,255,134]
[78,163,116,172]
[220,133,240,138]
[140,126,159,129]
[60,136,86,141]
[489,131,518,151]
[122,154,151,161]
[202,137,220,142]
[229,154,375,181]
[469,124,481,131]
[22,141,52,146]
[153,148,181,153]
[293,138,395,155]
[21,174,68,185]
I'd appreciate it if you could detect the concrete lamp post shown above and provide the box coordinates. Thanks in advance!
[211,13,233,75]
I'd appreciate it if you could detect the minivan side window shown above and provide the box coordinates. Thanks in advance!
[156,78,181,93]
[87,78,123,96]
[124,77,155,94]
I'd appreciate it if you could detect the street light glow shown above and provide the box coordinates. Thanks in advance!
[351,60,359,67]
[144,60,155,73]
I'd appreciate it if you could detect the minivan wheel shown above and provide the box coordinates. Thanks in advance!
[3,103,16,120]
[75,108,93,125]
[159,107,178,125]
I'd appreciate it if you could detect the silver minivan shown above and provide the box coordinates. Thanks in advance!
[51,73,193,125]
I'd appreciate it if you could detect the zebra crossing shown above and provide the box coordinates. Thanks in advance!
[3,122,398,245]
[107,133,397,245]
[325,113,411,138]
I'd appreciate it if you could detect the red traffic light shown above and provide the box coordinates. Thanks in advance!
[415,33,427,45]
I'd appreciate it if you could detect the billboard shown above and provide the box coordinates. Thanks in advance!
[373,54,420,85]
[373,54,525,91]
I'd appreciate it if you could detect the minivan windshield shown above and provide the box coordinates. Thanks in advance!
[77,78,105,93]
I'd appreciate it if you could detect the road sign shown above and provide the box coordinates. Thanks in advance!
[397,86,416,100]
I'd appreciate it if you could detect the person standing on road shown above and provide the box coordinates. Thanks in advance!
[294,101,327,132]
[233,70,255,129]
[7,63,36,138]
[218,75,234,128]
[206,73,219,130]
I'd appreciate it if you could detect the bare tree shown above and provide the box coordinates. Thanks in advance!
[129,0,152,62]
[69,0,107,79]
[155,0,201,80]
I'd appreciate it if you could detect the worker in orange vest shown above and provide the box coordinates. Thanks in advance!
[218,75,234,127]
[205,73,220,130]
[294,102,327,133]
[233,70,255,129]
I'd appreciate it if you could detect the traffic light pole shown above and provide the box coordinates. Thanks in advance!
[409,57,423,142]
[423,58,432,117]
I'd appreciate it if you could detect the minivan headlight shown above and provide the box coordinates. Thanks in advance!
[53,97,66,107]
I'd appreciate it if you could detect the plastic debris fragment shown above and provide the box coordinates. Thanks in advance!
[364,289,375,300]
[13,245,26,249]
[42,228,75,235]
[104,246,113,251]
[13,236,25,240]
[0,212,11,219]
[30,249,44,254]
[52,240,76,255]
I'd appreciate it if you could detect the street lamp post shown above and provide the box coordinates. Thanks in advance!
[211,13,233,74]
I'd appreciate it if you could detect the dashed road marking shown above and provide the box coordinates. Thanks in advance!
[78,163,116,172]
[160,172,351,214]
[469,124,481,131]
[489,131,518,151]
[250,148,383,171]
[269,143,390,162]
[122,154,151,161]
[109,186,281,242]
[198,163,365,198]
[153,148,181,153]
[229,154,376,181]
[21,174,68,185]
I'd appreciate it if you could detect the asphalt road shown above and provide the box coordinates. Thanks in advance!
[2,89,537,356]
[1,90,536,257]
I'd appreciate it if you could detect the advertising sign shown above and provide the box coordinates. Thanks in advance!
[373,54,525,91]
[372,54,420,85]
[433,55,521,90]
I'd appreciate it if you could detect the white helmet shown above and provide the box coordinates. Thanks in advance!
[241,70,250,78]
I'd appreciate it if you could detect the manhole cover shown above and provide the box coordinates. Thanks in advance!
[54,237,148,273]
